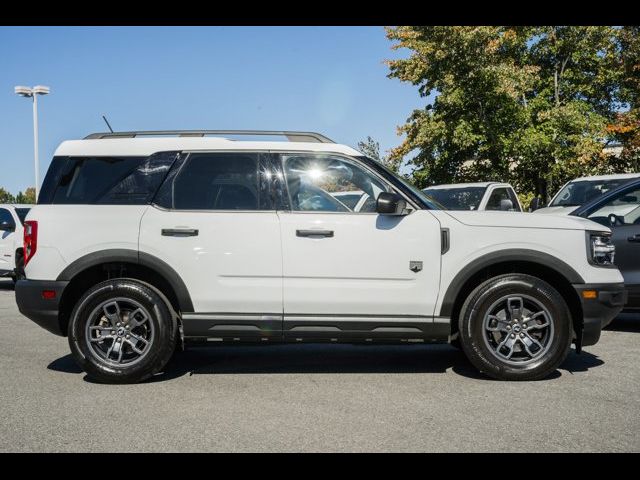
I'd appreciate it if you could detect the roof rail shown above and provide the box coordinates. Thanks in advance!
[83,130,334,143]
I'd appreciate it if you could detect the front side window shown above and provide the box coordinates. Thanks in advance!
[281,154,389,213]
[588,187,640,226]
[486,188,518,211]
[156,152,260,210]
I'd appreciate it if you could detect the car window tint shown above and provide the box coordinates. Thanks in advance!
[0,208,14,227]
[15,208,30,225]
[167,153,260,210]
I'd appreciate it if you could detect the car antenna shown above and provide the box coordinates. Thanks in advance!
[102,115,114,133]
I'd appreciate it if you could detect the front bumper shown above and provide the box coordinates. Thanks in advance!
[573,283,626,347]
[15,279,68,336]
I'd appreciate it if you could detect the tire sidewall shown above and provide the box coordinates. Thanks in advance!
[68,279,176,383]
[460,274,572,380]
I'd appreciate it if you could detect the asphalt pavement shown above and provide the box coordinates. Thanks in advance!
[0,278,638,452]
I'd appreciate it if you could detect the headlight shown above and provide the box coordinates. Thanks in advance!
[588,232,615,266]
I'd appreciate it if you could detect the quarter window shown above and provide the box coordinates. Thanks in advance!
[281,154,389,213]
[39,153,176,205]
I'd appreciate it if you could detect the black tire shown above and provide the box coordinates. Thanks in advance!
[459,274,572,381]
[68,278,178,384]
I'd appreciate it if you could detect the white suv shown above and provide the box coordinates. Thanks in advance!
[16,130,626,383]
[0,204,32,281]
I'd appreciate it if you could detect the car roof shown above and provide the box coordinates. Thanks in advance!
[569,173,640,182]
[424,182,509,190]
[571,177,640,217]
[54,138,362,157]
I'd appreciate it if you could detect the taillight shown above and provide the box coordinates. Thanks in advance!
[23,220,38,266]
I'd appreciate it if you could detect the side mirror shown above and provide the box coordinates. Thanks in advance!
[499,199,514,211]
[0,221,15,232]
[529,197,545,212]
[608,213,622,227]
[376,192,407,215]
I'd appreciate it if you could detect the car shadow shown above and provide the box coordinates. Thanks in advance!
[605,313,640,333]
[0,279,15,291]
[47,343,604,384]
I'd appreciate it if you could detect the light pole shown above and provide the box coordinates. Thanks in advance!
[14,85,50,202]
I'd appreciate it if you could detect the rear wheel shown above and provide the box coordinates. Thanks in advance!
[68,279,177,384]
[459,274,572,381]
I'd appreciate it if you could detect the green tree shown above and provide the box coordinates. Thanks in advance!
[15,187,36,204]
[385,26,635,201]
[357,136,397,171]
[0,187,15,204]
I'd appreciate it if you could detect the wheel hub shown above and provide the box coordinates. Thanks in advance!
[482,295,554,366]
[85,298,154,366]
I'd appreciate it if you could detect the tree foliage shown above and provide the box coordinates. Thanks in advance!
[15,187,36,204]
[0,186,35,204]
[0,188,15,204]
[357,136,397,171]
[385,26,639,200]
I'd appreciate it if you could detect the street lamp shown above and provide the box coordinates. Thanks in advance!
[14,85,51,202]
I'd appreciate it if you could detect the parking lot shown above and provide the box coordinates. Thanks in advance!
[0,278,638,452]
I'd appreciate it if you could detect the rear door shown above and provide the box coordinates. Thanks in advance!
[139,151,284,340]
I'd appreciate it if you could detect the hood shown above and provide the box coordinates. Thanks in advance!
[442,210,609,232]
[532,205,578,215]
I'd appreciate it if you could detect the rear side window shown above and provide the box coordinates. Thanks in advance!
[39,153,177,204]
[0,208,15,228]
[155,152,260,210]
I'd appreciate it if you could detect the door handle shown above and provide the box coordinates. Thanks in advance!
[162,228,199,237]
[627,234,640,243]
[296,229,334,238]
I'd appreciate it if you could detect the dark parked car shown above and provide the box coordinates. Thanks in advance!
[571,177,640,310]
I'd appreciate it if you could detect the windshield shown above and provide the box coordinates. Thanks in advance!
[15,208,30,225]
[550,179,637,207]
[423,186,487,210]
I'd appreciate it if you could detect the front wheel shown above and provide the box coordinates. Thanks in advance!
[459,274,572,381]
[68,279,177,384]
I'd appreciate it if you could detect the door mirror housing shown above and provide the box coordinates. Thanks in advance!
[0,221,15,232]
[376,192,407,215]
[529,196,545,212]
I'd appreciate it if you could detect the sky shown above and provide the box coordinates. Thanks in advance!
[0,26,426,194]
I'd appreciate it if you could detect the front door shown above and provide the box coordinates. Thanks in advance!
[276,152,443,341]
[139,151,283,339]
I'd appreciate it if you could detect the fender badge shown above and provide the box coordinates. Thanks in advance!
[410,261,423,273]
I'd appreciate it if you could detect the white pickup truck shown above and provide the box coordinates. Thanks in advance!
[423,182,522,212]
